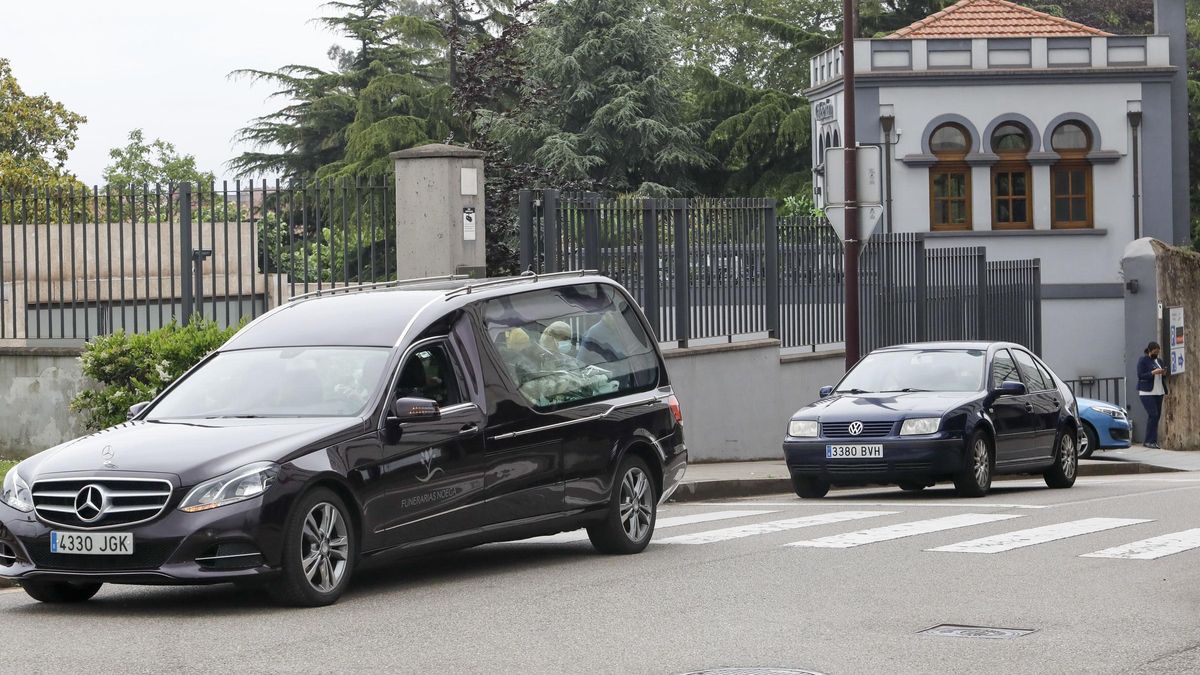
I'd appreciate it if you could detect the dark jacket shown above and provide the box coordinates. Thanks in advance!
[1136,354,1168,394]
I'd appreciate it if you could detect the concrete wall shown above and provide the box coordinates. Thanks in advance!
[0,348,86,459]
[1039,297,1126,383]
[663,339,845,462]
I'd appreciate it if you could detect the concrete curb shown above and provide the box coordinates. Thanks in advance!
[668,461,1182,503]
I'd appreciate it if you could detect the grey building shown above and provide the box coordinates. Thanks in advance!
[805,0,1191,386]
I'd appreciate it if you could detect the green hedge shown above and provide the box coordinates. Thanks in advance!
[70,318,242,431]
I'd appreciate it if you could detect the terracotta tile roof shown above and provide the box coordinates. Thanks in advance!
[886,0,1111,39]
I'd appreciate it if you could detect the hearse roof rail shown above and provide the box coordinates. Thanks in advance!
[287,274,468,302]
[443,269,600,299]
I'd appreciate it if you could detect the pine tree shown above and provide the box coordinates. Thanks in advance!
[485,0,711,194]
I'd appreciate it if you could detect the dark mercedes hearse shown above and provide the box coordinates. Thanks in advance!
[0,272,686,606]
[783,341,1080,499]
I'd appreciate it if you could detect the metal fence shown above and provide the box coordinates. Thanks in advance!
[0,179,395,341]
[518,190,1043,354]
[1064,377,1127,409]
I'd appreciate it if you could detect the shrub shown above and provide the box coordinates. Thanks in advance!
[70,318,242,431]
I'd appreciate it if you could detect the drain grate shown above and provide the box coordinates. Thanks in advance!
[678,670,826,675]
[920,624,1036,640]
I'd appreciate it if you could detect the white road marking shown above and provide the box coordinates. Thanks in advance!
[730,501,1049,510]
[517,510,778,544]
[928,518,1152,554]
[1081,528,1200,560]
[655,511,895,545]
[787,513,1024,549]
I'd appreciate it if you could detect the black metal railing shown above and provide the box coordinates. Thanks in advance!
[0,179,394,341]
[1064,377,1127,409]
[518,190,1044,353]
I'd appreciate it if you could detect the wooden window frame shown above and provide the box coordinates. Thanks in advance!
[1051,161,1093,229]
[929,164,972,231]
[991,163,1033,229]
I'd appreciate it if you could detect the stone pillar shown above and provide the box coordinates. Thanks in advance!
[390,143,487,279]
[1121,238,1160,441]
[1154,0,1190,244]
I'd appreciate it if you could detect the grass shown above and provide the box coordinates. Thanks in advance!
[0,459,16,476]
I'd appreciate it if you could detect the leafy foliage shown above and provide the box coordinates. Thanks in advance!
[70,318,242,431]
[102,129,215,188]
[0,58,87,196]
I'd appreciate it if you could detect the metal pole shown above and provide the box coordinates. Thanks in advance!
[764,200,780,339]
[518,190,534,271]
[842,0,861,368]
[641,199,661,340]
[179,182,193,326]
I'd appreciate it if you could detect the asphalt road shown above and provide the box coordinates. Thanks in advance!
[4,475,1200,675]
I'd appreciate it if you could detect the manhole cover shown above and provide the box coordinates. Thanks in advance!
[678,669,826,675]
[919,624,1036,640]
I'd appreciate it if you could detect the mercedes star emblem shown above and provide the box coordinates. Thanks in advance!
[848,421,864,436]
[74,485,106,522]
[101,445,114,460]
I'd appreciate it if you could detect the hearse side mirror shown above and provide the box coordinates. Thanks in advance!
[818,386,834,398]
[127,401,151,420]
[392,397,442,423]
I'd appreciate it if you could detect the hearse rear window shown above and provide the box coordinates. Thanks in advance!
[483,284,659,409]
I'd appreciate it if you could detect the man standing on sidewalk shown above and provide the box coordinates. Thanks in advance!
[1136,341,1168,449]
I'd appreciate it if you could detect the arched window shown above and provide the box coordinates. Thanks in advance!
[1050,122,1093,229]
[831,128,841,148]
[929,123,972,230]
[991,123,1032,229]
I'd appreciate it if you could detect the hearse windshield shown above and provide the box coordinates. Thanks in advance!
[147,347,391,419]
[836,349,986,394]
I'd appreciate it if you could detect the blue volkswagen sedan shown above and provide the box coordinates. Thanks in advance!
[783,342,1081,498]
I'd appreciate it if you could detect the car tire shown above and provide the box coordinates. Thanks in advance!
[268,487,356,607]
[792,475,830,499]
[1080,423,1098,459]
[588,455,657,555]
[898,482,927,493]
[1044,428,1079,489]
[954,430,993,498]
[21,580,102,604]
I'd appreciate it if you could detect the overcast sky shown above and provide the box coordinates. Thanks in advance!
[1,0,352,184]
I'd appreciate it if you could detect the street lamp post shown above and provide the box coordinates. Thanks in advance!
[842,0,860,370]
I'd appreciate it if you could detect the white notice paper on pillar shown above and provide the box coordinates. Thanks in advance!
[460,168,479,196]
[463,207,477,241]
[1169,306,1185,374]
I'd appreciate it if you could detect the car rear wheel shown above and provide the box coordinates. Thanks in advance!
[792,475,830,499]
[268,487,356,607]
[1044,429,1079,489]
[954,431,993,498]
[588,455,657,554]
[1080,423,1098,459]
[21,580,102,604]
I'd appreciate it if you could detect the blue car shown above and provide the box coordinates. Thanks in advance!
[1076,397,1132,458]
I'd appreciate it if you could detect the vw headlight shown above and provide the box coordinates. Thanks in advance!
[900,418,941,436]
[2,466,33,513]
[788,420,819,438]
[179,462,278,513]
[1093,406,1127,420]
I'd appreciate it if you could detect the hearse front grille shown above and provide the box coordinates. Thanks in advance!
[821,421,895,438]
[32,477,174,530]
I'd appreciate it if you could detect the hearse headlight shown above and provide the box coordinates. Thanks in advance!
[2,466,33,513]
[900,418,941,436]
[179,462,279,513]
[788,420,819,438]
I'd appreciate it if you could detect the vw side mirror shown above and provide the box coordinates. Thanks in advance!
[392,397,442,423]
[127,401,151,420]
[818,386,834,398]
[996,381,1027,397]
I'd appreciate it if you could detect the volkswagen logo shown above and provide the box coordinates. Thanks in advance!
[74,485,107,523]
[848,421,864,436]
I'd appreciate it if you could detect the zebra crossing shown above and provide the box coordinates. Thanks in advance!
[509,505,1200,561]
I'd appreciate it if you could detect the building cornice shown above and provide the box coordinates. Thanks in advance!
[804,65,1177,99]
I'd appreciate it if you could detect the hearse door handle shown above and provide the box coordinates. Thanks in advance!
[459,423,479,436]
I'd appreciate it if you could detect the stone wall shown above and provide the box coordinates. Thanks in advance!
[0,347,87,459]
[1153,241,1200,450]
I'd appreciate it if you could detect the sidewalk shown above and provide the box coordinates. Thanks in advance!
[670,444,1196,502]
